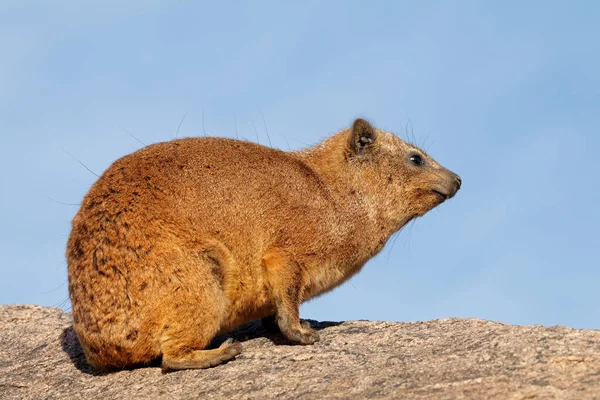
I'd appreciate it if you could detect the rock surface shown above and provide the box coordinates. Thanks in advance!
[1,305,599,399]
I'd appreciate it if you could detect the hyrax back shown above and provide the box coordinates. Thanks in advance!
[67,118,461,371]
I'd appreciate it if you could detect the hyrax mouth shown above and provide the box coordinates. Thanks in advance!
[432,189,450,201]
[430,173,461,202]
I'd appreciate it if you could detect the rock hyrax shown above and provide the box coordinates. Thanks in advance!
[67,118,461,371]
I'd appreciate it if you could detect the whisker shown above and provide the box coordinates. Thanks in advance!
[260,110,272,147]
[47,196,80,206]
[233,115,240,139]
[251,118,260,144]
[403,219,417,253]
[62,148,99,177]
[386,230,401,262]
[53,296,71,310]
[40,279,68,294]
[176,111,188,138]
[120,126,146,146]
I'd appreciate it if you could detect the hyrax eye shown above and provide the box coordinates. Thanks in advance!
[409,154,424,166]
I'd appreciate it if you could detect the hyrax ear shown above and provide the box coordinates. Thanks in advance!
[349,118,378,155]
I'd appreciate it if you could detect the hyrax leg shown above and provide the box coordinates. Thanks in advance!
[159,290,242,371]
[261,314,312,332]
[159,249,242,371]
[162,338,242,371]
[274,291,319,345]
[262,251,319,345]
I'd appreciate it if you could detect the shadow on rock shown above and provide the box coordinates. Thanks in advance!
[211,318,343,347]
[61,319,342,372]
[60,326,99,375]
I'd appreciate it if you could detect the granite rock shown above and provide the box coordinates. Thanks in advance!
[1,304,599,399]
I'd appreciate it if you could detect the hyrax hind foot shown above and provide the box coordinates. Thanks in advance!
[161,338,242,372]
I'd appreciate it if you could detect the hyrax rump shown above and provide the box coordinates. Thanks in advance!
[67,118,461,371]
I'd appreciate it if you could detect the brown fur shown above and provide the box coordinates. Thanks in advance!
[67,118,461,371]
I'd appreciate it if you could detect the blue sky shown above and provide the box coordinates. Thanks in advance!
[1,1,599,329]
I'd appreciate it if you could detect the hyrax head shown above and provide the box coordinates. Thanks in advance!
[345,118,461,228]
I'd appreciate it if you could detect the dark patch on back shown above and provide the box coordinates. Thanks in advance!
[71,238,85,259]
[139,282,148,291]
[85,199,99,210]
[205,254,224,287]
[119,167,133,183]
[92,249,109,277]
[291,158,336,205]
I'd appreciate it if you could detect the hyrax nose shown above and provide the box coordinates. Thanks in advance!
[453,174,462,190]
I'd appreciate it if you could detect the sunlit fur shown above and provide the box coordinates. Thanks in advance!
[67,118,460,371]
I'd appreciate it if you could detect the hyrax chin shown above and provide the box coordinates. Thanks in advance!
[67,118,461,372]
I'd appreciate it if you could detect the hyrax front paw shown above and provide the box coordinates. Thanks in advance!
[285,327,320,345]
[263,315,313,334]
